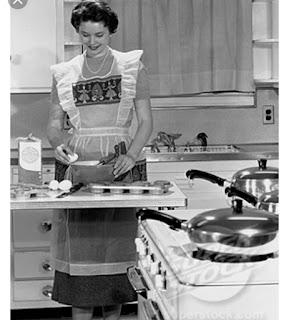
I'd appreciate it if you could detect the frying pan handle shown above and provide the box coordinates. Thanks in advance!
[186,170,226,187]
[136,209,184,230]
[225,186,258,207]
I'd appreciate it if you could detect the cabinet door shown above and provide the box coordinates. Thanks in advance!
[10,0,57,92]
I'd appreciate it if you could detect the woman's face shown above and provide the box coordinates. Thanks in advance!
[78,21,110,58]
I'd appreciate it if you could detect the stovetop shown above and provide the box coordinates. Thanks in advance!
[140,210,279,286]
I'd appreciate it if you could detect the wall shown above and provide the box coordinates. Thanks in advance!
[10,88,278,149]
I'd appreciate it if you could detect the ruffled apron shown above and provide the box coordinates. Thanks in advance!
[50,48,146,275]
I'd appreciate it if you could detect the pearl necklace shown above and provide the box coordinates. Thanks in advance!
[85,48,110,75]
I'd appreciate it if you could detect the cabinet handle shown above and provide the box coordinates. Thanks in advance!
[40,220,52,232]
[42,262,52,272]
[42,285,53,298]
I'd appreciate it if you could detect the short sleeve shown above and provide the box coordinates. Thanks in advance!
[135,61,150,100]
[49,76,65,120]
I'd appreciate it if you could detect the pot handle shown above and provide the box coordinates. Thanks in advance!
[225,186,258,207]
[136,208,184,230]
[186,170,226,186]
[258,159,267,170]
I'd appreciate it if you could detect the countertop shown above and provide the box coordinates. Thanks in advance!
[10,143,278,165]
[11,182,187,210]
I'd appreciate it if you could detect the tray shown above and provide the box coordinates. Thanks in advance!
[85,181,173,195]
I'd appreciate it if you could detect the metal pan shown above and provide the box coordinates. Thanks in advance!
[225,186,279,215]
[136,202,278,255]
[186,159,278,197]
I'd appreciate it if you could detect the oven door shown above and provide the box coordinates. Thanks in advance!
[127,266,169,320]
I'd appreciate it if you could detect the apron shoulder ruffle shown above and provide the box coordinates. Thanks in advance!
[110,49,144,127]
[50,56,83,131]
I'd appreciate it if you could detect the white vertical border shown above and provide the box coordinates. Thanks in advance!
[279,1,287,320]
[5,1,11,318]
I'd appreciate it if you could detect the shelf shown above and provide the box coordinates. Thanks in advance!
[254,79,279,88]
[253,39,279,44]
[64,41,82,46]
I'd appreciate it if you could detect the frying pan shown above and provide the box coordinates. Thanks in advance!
[186,159,278,197]
[136,202,278,256]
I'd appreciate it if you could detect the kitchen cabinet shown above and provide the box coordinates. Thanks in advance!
[10,172,186,309]
[56,0,83,62]
[11,209,65,309]
[147,159,279,209]
[11,165,55,185]
[253,0,278,87]
[10,0,58,93]
[10,165,60,309]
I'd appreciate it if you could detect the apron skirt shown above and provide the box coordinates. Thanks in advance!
[51,160,147,307]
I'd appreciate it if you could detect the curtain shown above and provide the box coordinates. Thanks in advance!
[110,0,255,96]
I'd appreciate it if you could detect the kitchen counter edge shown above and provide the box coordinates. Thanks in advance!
[10,143,279,165]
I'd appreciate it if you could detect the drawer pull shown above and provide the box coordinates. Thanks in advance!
[42,285,53,298]
[40,221,52,232]
[42,263,52,272]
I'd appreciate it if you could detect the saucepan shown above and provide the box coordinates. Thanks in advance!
[225,186,279,215]
[136,202,278,256]
[186,159,278,197]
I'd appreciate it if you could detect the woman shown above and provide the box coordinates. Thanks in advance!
[46,1,153,319]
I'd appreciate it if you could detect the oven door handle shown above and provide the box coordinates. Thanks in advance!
[142,299,165,320]
[127,266,149,299]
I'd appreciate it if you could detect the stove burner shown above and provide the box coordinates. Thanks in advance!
[192,248,277,263]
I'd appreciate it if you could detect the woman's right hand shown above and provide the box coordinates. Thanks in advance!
[55,144,74,165]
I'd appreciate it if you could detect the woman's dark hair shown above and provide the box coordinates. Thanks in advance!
[71,0,118,33]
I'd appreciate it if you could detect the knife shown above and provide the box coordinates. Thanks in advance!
[56,183,84,198]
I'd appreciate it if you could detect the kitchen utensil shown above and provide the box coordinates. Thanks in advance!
[56,183,84,198]
[225,186,279,214]
[186,158,278,197]
[136,201,278,255]
[98,145,120,165]
[112,141,132,182]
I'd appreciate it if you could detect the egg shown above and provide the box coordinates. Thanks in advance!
[49,180,59,191]
[68,153,78,163]
[59,180,73,191]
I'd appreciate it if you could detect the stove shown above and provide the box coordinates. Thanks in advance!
[132,209,278,320]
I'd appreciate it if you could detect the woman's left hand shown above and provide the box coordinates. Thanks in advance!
[113,154,136,178]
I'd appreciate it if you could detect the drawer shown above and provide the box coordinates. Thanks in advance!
[12,209,53,248]
[13,280,55,301]
[14,252,53,279]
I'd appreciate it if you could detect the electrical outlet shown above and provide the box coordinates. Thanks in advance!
[263,105,274,124]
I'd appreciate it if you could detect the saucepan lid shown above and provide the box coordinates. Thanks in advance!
[232,159,278,181]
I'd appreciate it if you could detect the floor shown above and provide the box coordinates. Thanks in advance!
[11,305,138,320]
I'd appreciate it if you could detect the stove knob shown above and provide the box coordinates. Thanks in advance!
[135,238,146,256]
[147,289,157,300]
[155,274,165,290]
[150,260,160,275]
